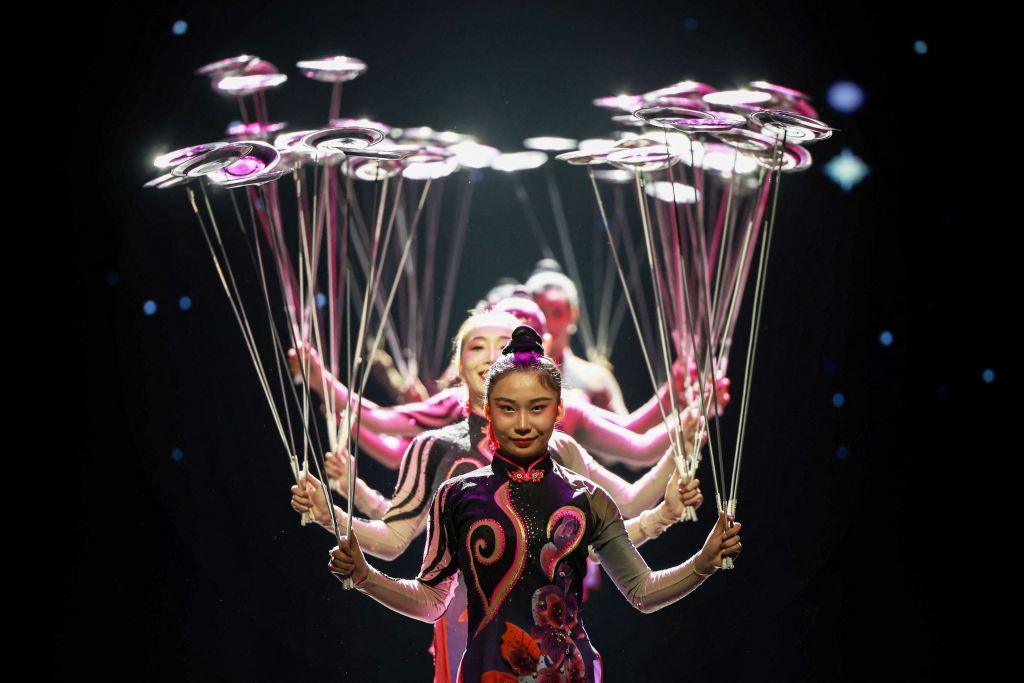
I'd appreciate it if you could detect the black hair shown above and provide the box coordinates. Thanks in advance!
[484,325,562,402]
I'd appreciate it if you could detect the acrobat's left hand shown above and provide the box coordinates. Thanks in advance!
[664,470,703,520]
[695,512,742,575]
[329,532,369,585]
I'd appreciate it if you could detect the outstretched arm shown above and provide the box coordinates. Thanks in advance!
[325,450,391,520]
[550,431,675,517]
[568,403,703,470]
[328,481,461,623]
[288,347,422,437]
[328,532,457,623]
[590,491,740,613]
[290,433,447,560]
[291,471,422,560]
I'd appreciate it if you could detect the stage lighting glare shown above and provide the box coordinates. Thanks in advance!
[832,392,845,408]
[914,40,928,55]
[879,330,893,346]
[179,296,193,311]
[143,300,158,316]
[983,369,995,384]
[172,20,188,36]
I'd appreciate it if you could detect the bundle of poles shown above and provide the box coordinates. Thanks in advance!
[558,82,834,565]
[146,53,833,575]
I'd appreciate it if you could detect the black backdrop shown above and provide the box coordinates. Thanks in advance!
[55,2,1005,680]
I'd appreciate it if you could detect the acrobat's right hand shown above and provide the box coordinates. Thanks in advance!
[329,533,369,585]
[290,471,333,527]
[325,449,353,496]
[287,343,326,396]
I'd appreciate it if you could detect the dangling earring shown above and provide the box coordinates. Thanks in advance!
[567,323,577,335]
[485,420,498,454]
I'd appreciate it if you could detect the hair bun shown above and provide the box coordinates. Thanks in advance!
[502,325,544,355]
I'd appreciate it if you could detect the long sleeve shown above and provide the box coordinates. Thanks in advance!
[352,478,391,520]
[566,403,674,469]
[354,478,462,623]
[318,433,442,560]
[320,507,423,561]
[354,567,457,623]
[306,355,423,437]
[548,432,674,517]
[589,488,713,613]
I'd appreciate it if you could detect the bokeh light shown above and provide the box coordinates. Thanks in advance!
[826,81,864,113]
[879,330,893,346]
[832,392,845,408]
[179,296,193,311]
[824,148,869,192]
[143,300,158,316]
[172,20,188,36]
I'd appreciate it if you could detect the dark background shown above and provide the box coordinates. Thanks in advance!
[54,1,1005,680]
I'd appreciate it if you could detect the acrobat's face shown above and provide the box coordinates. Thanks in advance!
[486,371,564,459]
[535,288,577,342]
[459,324,514,402]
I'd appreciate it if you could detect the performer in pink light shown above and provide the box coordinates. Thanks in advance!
[288,301,714,471]
[292,315,705,681]
[323,326,740,682]
[526,261,630,415]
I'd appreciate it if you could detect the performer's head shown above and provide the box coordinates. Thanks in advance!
[492,294,548,338]
[451,310,520,408]
[477,278,523,310]
[484,325,564,460]
[525,260,579,350]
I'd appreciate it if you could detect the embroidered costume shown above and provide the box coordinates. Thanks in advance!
[353,450,712,682]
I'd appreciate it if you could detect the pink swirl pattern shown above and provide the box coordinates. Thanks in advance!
[467,519,505,566]
[541,506,586,582]
[470,482,527,639]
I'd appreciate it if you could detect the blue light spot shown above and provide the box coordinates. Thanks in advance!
[836,445,850,460]
[106,271,121,286]
[879,330,893,346]
[178,296,193,311]
[684,18,699,30]
[826,81,864,113]
[937,386,948,399]
[982,368,995,384]
[143,300,158,316]
[316,292,327,309]
[824,148,869,192]
[914,40,928,55]
[832,392,845,408]
[172,20,188,36]
[171,448,184,462]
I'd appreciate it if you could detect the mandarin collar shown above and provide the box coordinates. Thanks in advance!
[491,447,553,483]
